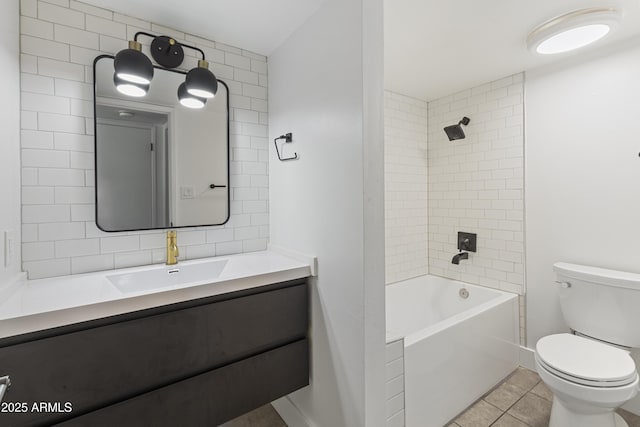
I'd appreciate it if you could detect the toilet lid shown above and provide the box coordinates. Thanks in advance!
[536,334,637,387]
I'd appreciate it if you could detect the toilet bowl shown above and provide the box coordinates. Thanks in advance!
[536,333,639,427]
[535,263,640,427]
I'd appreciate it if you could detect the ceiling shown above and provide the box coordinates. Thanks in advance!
[85,0,640,101]
[384,0,640,101]
[82,0,324,56]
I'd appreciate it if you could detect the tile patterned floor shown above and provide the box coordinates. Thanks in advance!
[221,368,640,427]
[447,367,640,427]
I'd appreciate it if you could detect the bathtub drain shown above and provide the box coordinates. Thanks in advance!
[459,288,469,299]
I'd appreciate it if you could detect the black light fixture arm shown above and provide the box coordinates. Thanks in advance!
[133,31,206,61]
[274,133,298,161]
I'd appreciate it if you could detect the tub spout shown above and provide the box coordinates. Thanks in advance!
[451,251,469,265]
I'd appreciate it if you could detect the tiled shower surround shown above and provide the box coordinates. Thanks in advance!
[427,74,524,297]
[384,91,428,285]
[19,0,269,279]
[428,74,526,344]
[384,75,526,344]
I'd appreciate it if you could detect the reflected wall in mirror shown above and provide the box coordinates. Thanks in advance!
[93,55,230,232]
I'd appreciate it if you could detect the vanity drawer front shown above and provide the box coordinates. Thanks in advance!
[0,281,308,427]
[59,338,309,427]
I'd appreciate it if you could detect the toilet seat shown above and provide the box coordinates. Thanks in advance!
[536,334,637,388]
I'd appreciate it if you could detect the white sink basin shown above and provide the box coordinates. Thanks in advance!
[107,260,228,294]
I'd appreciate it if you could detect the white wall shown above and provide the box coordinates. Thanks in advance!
[0,0,21,286]
[19,0,270,279]
[268,0,385,425]
[384,91,428,285]
[525,41,640,347]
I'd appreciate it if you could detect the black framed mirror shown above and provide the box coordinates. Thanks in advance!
[93,55,230,232]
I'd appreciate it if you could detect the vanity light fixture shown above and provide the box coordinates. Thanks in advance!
[113,74,148,97]
[114,40,154,85]
[112,32,219,104]
[527,8,620,55]
[177,82,206,109]
[185,59,218,98]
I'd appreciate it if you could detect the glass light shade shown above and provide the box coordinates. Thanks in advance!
[185,62,218,99]
[177,82,206,109]
[114,41,154,85]
[527,8,620,55]
[114,74,148,97]
[537,24,610,54]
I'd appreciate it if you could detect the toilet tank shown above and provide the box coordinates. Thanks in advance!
[554,262,640,348]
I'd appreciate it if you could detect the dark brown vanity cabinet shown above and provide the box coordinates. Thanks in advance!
[0,278,309,426]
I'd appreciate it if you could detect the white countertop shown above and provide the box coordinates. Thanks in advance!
[0,250,312,339]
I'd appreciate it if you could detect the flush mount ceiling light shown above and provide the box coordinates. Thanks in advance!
[112,32,219,104]
[527,8,621,55]
[177,82,206,109]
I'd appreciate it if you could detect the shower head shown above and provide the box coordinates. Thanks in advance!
[444,116,471,141]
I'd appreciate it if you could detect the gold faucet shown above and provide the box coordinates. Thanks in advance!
[166,231,179,265]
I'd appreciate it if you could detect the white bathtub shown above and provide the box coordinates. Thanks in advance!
[386,275,519,427]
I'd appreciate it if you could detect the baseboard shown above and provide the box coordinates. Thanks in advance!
[519,345,536,371]
[272,396,315,427]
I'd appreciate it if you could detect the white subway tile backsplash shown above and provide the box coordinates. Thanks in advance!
[38,112,85,133]
[100,236,139,253]
[242,83,267,100]
[21,16,54,39]
[55,238,99,257]
[22,187,55,205]
[85,15,126,39]
[38,168,85,186]
[22,92,71,114]
[24,258,71,279]
[69,46,102,65]
[98,34,125,55]
[113,251,152,269]
[21,111,39,130]
[37,57,85,80]
[70,204,94,221]
[38,2,84,28]
[71,254,114,274]
[22,224,39,243]
[23,242,55,261]
[54,24,100,49]
[21,35,70,61]
[22,149,69,168]
[54,186,94,204]
[69,1,112,19]
[225,52,250,70]
[54,78,92,100]
[22,168,39,186]
[21,0,38,17]
[216,240,243,256]
[39,221,85,240]
[21,130,54,149]
[20,1,269,278]
[184,244,216,259]
[112,13,148,29]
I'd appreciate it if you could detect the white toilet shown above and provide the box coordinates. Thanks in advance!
[535,262,640,427]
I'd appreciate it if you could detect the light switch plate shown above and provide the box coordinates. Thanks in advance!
[180,186,195,199]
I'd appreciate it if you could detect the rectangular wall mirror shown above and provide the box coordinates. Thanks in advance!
[93,55,230,232]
